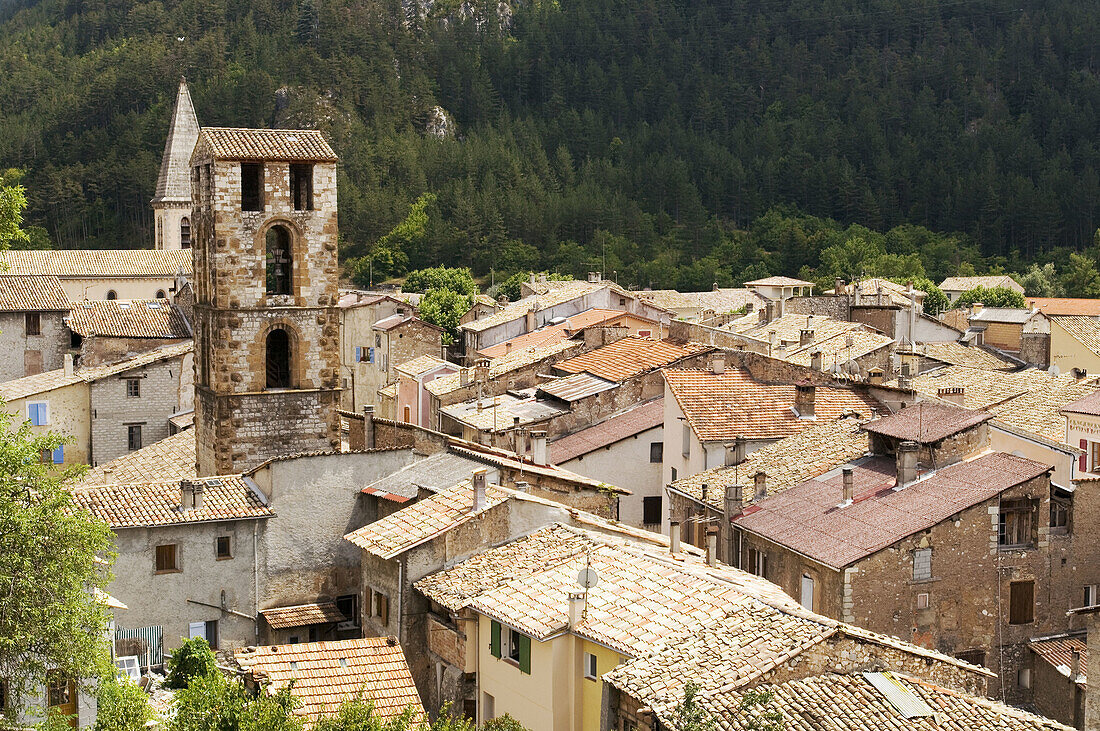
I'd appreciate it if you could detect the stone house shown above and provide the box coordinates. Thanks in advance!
[634,288,765,324]
[722,312,895,376]
[0,274,71,380]
[66,298,192,367]
[477,308,661,359]
[389,355,459,426]
[1064,391,1100,478]
[0,249,193,301]
[732,402,1100,704]
[1028,631,1087,728]
[967,303,1048,354]
[940,274,1025,303]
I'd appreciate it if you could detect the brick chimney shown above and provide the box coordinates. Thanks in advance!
[795,384,816,418]
[937,386,965,406]
[896,441,919,486]
[180,479,203,511]
[472,469,487,512]
[525,306,536,332]
[706,526,718,567]
[841,467,854,506]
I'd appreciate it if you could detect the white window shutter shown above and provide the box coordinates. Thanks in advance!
[188,622,207,640]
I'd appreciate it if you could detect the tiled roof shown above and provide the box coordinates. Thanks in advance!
[426,340,583,397]
[0,249,192,278]
[862,402,991,443]
[441,390,567,432]
[549,399,664,463]
[1052,315,1100,357]
[395,355,452,378]
[1029,634,1087,687]
[260,602,347,630]
[1029,297,1100,317]
[359,452,493,502]
[195,128,338,162]
[729,312,856,338]
[664,368,880,442]
[917,342,1020,371]
[744,276,815,287]
[731,314,894,368]
[669,415,869,510]
[0,275,70,311]
[66,299,191,338]
[555,336,711,382]
[234,638,423,722]
[0,368,84,402]
[152,79,199,204]
[850,277,924,307]
[477,308,653,358]
[80,429,196,486]
[1062,389,1100,417]
[786,330,894,370]
[460,281,606,333]
[71,474,272,528]
[940,275,1022,292]
[736,452,1050,568]
[373,313,440,332]
[343,482,510,559]
[636,289,764,315]
[970,307,1036,324]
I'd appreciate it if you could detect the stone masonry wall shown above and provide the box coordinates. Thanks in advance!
[0,311,69,381]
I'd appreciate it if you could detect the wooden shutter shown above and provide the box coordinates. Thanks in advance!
[1081,440,1089,472]
[518,633,531,675]
[1010,581,1034,624]
[490,621,501,658]
[379,595,389,626]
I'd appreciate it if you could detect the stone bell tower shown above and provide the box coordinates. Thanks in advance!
[151,78,199,250]
[190,128,342,476]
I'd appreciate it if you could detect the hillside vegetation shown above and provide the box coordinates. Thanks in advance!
[1,0,1098,289]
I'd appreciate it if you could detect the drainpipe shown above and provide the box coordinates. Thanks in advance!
[253,521,259,639]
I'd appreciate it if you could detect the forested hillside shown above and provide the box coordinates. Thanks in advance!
[1,0,1098,289]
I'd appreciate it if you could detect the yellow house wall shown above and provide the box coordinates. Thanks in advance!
[1050,319,1100,374]
[3,383,91,465]
[990,426,1074,487]
[477,615,558,731]
[58,277,177,301]
[580,640,625,731]
[981,321,1022,351]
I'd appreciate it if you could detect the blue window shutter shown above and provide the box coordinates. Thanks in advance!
[355,346,361,362]
[29,404,44,426]
[52,445,63,464]
[368,347,375,364]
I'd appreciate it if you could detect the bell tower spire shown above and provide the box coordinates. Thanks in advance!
[151,77,200,250]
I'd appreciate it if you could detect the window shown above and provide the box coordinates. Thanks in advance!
[355,346,374,363]
[955,649,985,667]
[241,163,263,211]
[127,424,142,451]
[372,590,389,626]
[27,401,48,426]
[747,548,767,578]
[912,548,932,581]
[336,594,359,627]
[1018,668,1031,689]
[507,626,521,662]
[266,328,292,388]
[649,442,663,463]
[1091,441,1100,472]
[156,289,167,299]
[126,378,141,398]
[215,536,232,559]
[46,671,71,708]
[999,499,1035,548]
[800,574,815,611]
[24,312,41,336]
[671,467,677,482]
[116,656,141,681]
[642,496,662,526]
[51,445,63,464]
[265,225,293,295]
[1009,580,1035,624]
[290,164,314,210]
[584,652,598,680]
[1084,584,1098,607]
[682,423,691,458]
[106,290,117,300]
[155,544,178,572]
[482,692,494,722]
[916,592,930,610]
[1050,492,1071,534]
[489,621,531,674]
[39,448,52,464]
[403,406,412,423]
[189,620,219,649]
[180,216,191,248]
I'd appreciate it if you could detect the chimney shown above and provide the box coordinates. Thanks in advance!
[539,273,547,284]
[529,272,537,286]
[758,306,768,324]
[700,483,708,504]
[810,350,823,371]
[725,483,743,516]
[800,329,814,347]
[472,469,487,512]
[765,302,776,324]
[898,375,912,390]
[768,329,777,355]
[753,471,766,500]
[531,430,548,466]
[459,368,470,387]
[834,277,846,295]
[179,480,193,510]
[896,440,919,487]
[744,301,754,314]
[525,307,536,333]
[191,482,204,512]
[841,467,854,505]
[724,436,745,466]
[937,386,965,406]
[504,341,512,356]
[475,360,490,383]
[711,356,726,374]
[63,353,74,377]
[497,294,508,307]
[1072,648,1082,682]
[795,384,816,418]
[867,368,884,386]
[970,301,984,316]
[706,526,718,567]
[568,591,585,626]
[900,361,911,377]
[669,518,681,555]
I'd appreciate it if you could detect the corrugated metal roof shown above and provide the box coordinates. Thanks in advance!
[537,372,618,402]
[863,671,934,718]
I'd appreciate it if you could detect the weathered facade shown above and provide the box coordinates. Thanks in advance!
[191,128,342,475]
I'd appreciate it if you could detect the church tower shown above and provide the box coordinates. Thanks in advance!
[151,78,200,250]
[190,128,342,476]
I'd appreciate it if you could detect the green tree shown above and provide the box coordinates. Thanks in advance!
[1059,253,1100,298]
[955,286,1029,309]
[403,266,478,297]
[0,408,114,724]
[0,169,31,250]
[167,668,304,731]
[93,675,154,731]
[348,245,411,288]
[419,288,473,345]
[1017,263,1063,297]
[164,637,218,689]
[497,271,572,301]
[890,277,949,316]
[671,682,716,731]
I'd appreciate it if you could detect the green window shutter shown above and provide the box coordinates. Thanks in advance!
[518,633,531,674]
[490,621,501,658]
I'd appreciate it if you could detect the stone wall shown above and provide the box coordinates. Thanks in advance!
[1030,645,1081,728]
[0,310,69,381]
[80,336,189,368]
[1020,332,1051,368]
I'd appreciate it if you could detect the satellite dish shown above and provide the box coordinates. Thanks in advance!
[577,567,599,589]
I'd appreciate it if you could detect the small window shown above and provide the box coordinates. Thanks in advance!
[155,544,178,572]
[25,312,41,336]
[800,574,814,611]
[999,499,1035,548]
[46,671,71,707]
[205,620,219,649]
[682,423,691,458]
[642,496,662,526]
[584,652,598,680]
[215,536,232,560]
[507,627,521,662]
[649,442,663,463]
[266,329,292,388]
[127,424,142,451]
[671,467,677,481]
[27,401,49,426]
[916,592,930,610]
[106,290,117,300]
[747,548,767,578]
[241,163,263,211]
[290,164,314,211]
[336,594,359,627]
[115,656,141,681]
[39,448,52,464]
[373,591,389,626]
[912,548,932,581]
[180,217,191,248]
[156,290,167,299]
[1084,584,1098,607]
[126,378,141,398]
[1018,668,1031,689]
[1050,494,1071,535]
[619,298,626,306]
[1009,580,1034,624]
[1091,441,1100,472]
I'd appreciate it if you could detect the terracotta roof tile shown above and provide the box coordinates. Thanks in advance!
[664,368,880,442]
[862,402,992,443]
[427,340,582,397]
[196,128,338,162]
[744,276,815,287]
[636,288,764,315]
[260,602,347,630]
[441,390,567,432]
[235,638,423,723]
[555,336,711,382]
[80,429,196,486]
[0,275,70,311]
[66,299,191,339]
[460,281,607,333]
[917,342,1020,371]
[1029,634,1087,687]
[0,249,192,278]
[477,308,654,358]
[71,474,272,528]
[1029,297,1100,317]
[394,355,451,378]
[549,399,664,463]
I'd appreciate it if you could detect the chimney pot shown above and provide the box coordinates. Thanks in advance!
[700,483,708,502]
[795,384,816,418]
[726,483,743,515]
[706,527,718,567]
[842,467,854,504]
[896,441,919,487]
[1072,648,1082,681]
[472,469,487,512]
[669,518,681,555]
[810,350,823,371]
[459,368,470,386]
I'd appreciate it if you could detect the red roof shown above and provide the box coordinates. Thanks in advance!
[1029,635,1087,686]
[478,309,654,358]
[556,336,711,382]
[862,402,991,443]
[736,452,1051,568]
[550,399,664,463]
[1028,297,1100,317]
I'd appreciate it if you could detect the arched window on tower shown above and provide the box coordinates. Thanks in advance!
[265,226,292,296]
[266,328,291,389]
[180,217,191,248]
